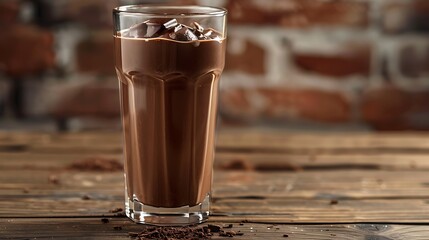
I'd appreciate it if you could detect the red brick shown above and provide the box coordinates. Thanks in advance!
[50,83,119,119]
[361,87,429,130]
[220,88,254,116]
[226,0,369,28]
[0,0,20,24]
[381,1,411,33]
[221,88,351,123]
[69,0,117,27]
[399,45,429,78]
[39,0,116,27]
[225,39,266,75]
[76,31,115,76]
[413,0,429,32]
[43,0,197,27]
[382,0,429,33]
[0,25,55,77]
[292,44,371,78]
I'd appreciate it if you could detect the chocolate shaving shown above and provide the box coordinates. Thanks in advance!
[109,207,123,213]
[129,226,211,239]
[81,195,91,200]
[127,224,245,239]
[207,224,221,232]
[48,175,60,184]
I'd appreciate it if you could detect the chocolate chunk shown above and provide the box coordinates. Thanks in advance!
[126,21,165,38]
[202,29,222,40]
[183,29,198,41]
[236,231,244,236]
[167,24,182,40]
[145,22,164,37]
[169,24,198,41]
[125,21,149,38]
[203,30,213,38]
[207,224,221,232]
[330,199,339,205]
[192,22,204,33]
[191,22,209,42]
[125,19,178,39]
[123,20,222,42]
[101,218,109,223]
[283,234,289,237]
[81,195,91,200]
[163,19,178,30]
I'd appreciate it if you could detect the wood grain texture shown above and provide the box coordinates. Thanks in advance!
[1,130,429,238]
[2,130,429,154]
[2,218,429,240]
[1,169,429,222]
[215,152,429,170]
[2,151,429,171]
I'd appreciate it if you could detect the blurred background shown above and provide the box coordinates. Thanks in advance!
[0,0,428,132]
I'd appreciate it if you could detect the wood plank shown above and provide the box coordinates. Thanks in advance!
[211,198,429,223]
[2,151,429,172]
[2,131,429,154]
[2,197,429,223]
[1,169,429,223]
[2,170,429,200]
[1,150,422,176]
[215,152,429,171]
[0,152,122,170]
[218,130,429,152]
[2,218,429,239]
[1,131,429,227]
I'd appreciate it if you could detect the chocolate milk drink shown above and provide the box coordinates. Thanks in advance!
[114,6,227,225]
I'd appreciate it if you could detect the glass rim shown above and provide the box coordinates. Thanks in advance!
[113,5,227,17]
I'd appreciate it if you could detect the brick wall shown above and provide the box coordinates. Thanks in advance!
[0,0,428,130]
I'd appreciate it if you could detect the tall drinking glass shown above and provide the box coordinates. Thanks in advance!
[113,6,227,225]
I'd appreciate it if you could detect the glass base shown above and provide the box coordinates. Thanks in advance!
[125,194,210,226]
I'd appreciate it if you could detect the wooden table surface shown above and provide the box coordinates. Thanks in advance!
[1,129,429,239]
